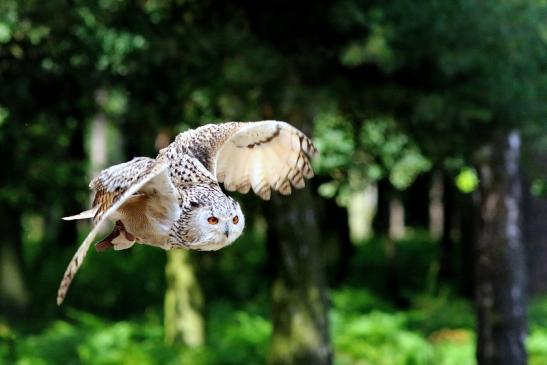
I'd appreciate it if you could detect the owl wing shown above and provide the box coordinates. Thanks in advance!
[213,121,317,200]
[57,157,177,305]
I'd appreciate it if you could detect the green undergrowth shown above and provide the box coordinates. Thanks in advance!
[2,291,547,365]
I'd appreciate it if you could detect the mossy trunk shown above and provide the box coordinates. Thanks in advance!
[266,189,331,365]
[164,249,204,347]
[475,130,527,365]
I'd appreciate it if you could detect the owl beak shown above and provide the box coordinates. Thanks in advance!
[224,225,229,238]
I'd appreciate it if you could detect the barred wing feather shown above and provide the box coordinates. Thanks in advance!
[215,121,317,200]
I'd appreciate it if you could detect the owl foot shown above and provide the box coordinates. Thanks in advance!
[95,220,135,252]
[95,225,118,252]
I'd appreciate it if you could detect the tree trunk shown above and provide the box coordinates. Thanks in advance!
[523,153,547,296]
[405,173,430,228]
[388,197,405,239]
[439,173,455,281]
[475,130,527,365]
[164,250,204,347]
[373,178,390,236]
[429,172,444,240]
[459,191,478,298]
[347,185,377,242]
[0,206,28,316]
[90,105,108,178]
[319,194,353,285]
[266,189,331,365]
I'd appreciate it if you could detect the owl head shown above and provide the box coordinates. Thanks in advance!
[182,196,245,251]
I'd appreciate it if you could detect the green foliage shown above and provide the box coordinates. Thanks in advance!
[331,288,476,365]
[313,111,356,177]
[361,118,431,190]
[6,312,205,365]
[455,168,479,194]
[528,297,547,365]
[6,291,547,365]
[2,291,479,365]
[2,305,271,365]
[207,305,271,365]
[314,113,431,205]
[334,311,433,365]
[406,294,475,336]
[331,288,394,314]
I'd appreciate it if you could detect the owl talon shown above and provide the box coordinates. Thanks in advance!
[95,240,114,252]
[95,220,133,252]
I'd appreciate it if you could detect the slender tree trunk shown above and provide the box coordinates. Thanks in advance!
[475,130,527,365]
[439,173,455,281]
[164,250,204,347]
[459,191,478,298]
[0,206,28,316]
[429,172,444,240]
[347,185,377,242]
[373,181,405,304]
[388,197,405,239]
[266,189,331,365]
[373,178,390,236]
[320,194,352,284]
[405,173,430,228]
[90,103,108,177]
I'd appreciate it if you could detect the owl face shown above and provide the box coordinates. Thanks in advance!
[183,198,245,251]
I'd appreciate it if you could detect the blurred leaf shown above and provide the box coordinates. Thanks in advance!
[0,22,11,43]
[455,168,479,194]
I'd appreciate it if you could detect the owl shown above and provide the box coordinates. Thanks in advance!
[57,121,317,305]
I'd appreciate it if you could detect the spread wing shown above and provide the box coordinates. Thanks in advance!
[214,121,317,200]
[57,157,177,305]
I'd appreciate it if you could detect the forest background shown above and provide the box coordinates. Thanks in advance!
[1,1,547,365]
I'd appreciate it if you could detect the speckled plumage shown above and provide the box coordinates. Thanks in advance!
[57,120,317,305]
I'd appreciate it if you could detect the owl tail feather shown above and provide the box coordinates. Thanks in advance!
[62,209,95,221]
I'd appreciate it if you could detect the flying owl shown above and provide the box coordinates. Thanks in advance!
[57,121,317,305]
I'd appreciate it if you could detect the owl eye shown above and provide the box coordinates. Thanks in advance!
[207,216,219,225]
[233,216,239,224]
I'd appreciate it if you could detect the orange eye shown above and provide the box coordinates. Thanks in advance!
[233,216,239,224]
[207,217,219,225]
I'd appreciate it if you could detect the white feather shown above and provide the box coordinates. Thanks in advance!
[62,209,95,220]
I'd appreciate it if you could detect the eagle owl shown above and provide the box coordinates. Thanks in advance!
[57,121,317,305]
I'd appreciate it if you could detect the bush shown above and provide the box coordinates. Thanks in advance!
[406,293,475,335]
[330,288,475,365]
[2,305,273,365]
[207,303,271,365]
[7,311,201,365]
[331,287,395,314]
[333,310,433,365]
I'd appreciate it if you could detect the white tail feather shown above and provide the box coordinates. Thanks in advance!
[62,209,95,221]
